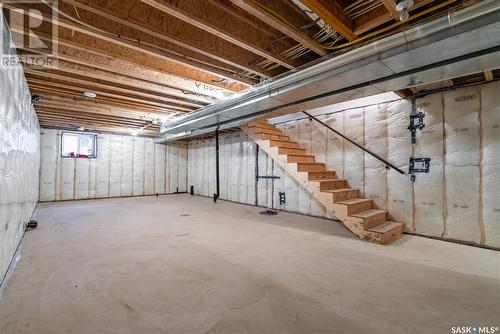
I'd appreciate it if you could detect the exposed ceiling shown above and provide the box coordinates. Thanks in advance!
[3,0,470,136]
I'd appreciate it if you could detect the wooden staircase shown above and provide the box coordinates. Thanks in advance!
[241,119,404,245]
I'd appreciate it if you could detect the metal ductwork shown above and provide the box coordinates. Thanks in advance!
[158,0,500,143]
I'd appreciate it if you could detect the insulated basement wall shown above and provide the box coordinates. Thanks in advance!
[39,129,187,202]
[187,81,500,248]
[0,17,40,282]
[275,81,499,248]
[187,131,325,215]
[188,133,256,205]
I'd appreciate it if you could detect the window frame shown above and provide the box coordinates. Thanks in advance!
[60,131,98,159]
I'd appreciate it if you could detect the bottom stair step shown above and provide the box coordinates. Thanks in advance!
[368,221,404,245]
[349,209,387,229]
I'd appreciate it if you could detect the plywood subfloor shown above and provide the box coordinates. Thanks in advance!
[1,195,499,333]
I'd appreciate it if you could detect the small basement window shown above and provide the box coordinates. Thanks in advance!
[61,132,97,158]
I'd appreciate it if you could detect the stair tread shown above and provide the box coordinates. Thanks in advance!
[254,128,282,133]
[336,198,372,205]
[297,162,324,165]
[351,209,386,219]
[287,154,315,157]
[322,188,357,193]
[271,139,295,142]
[368,221,404,233]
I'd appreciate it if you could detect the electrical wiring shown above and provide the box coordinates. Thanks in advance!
[39,0,262,82]
[246,0,325,50]
[246,0,461,52]
[322,0,461,50]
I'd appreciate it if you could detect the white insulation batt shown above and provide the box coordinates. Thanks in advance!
[187,81,500,248]
[39,129,187,201]
[0,17,40,282]
[188,133,256,205]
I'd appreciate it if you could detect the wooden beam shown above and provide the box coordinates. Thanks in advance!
[139,0,298,70]
[299,0,357,41]
[11,27,237,97]
[34,93,184,117]
[30,87,181,114]
[37,117,152,131]
[55,31,247,93]
[13,34,229,99]
[354,0,435,35]
[38,121,159,136]
[24,70,200,110]
[61,0,278,78]
[36,109,156,128]
[380,0,401,20]
[21,55,214,105]
[354,12,392,35]
[36,108,159,127]
[35,98,163,121]
[230,0,327,57]
[28,81,191,113]
[4,3,256,85]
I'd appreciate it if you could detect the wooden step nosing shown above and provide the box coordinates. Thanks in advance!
[337,198,372,205]
[351,209,387,219]
[367,222,404,234]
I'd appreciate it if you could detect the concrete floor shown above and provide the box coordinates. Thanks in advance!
[0,195,499,334]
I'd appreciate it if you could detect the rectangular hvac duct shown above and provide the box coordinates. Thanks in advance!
[158,0,500,142]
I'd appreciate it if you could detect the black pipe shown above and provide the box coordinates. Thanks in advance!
[213,127,220,203]
[254,143,259,206]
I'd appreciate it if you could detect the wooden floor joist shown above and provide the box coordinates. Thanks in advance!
[61,0,279,79]
[25,71,201,110]
[139,0,299,70]
[2,0,454,135]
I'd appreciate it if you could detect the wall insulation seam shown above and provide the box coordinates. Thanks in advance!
[186,81,500,248]
[478,95,485,245]
[441,94,448,238]
[0,13,40,282]
[39,129,188,202]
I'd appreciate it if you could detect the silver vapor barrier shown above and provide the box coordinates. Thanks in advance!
[158,0,500,142]
[0,14,40,284]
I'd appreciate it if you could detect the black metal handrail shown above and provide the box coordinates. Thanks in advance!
[303,111,405,175]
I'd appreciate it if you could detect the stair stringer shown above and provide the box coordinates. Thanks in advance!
[242,125,386,243]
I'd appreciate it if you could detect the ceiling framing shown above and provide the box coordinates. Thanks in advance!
[2,0,464,136]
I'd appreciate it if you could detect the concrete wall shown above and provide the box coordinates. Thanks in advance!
[39,129,187,201]
[0,18,40,283]
[187,81,500,248]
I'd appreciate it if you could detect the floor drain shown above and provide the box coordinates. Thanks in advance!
[260,209,278,216]
[180,214,190,217]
